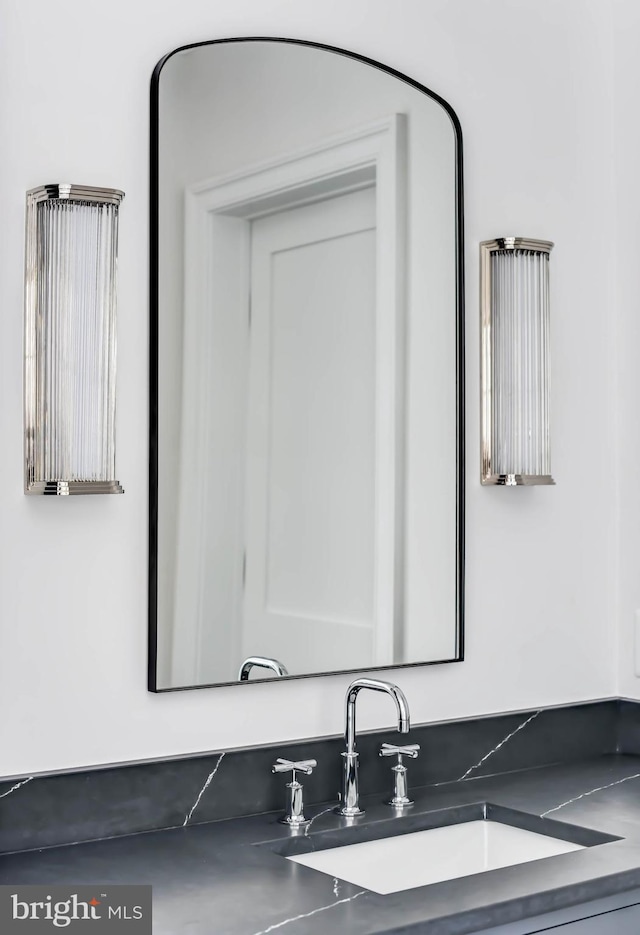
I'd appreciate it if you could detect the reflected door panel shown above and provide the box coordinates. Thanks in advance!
[243,189,385,675]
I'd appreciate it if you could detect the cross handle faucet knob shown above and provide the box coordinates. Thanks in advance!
[379,743,420,808]
[272,757,317,779]
[272,758,317,827]
[379,742,420,760]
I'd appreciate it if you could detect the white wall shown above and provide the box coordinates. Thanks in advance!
[613,0,640,700]
[0,0,618,777]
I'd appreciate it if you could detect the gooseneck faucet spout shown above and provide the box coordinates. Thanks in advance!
[338,677,410,817]
[238,656,289,681]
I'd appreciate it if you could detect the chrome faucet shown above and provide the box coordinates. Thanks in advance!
[337,677,410,817]
[238,656,289,681]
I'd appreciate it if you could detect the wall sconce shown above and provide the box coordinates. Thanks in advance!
[480,237,554,486]
[24,184,125,495]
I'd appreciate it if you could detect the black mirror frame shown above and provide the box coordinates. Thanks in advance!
[148,37,465,692]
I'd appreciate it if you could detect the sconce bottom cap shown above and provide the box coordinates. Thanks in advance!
[26,480,124,496]
[482,474,555,487]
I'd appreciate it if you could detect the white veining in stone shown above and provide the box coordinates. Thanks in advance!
[251,891,366,935]
[304,804,335,837]
[183,753,225,827]
[459,711,542,781]
[540,772,640,817]
[0,777,34,799]
[332,877,341,898]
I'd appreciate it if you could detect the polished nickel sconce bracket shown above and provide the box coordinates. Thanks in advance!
[24,183,125,495]
[480,236,555,487]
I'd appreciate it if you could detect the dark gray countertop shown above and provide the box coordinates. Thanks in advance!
[3,754,640,935]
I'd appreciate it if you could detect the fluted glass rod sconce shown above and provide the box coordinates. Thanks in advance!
[24,184,125,495]
[480,236,554,486]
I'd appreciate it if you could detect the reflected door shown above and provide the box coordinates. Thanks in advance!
[242,188,393,674]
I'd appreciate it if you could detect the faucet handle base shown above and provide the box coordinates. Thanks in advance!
[335,804,365,817]
[387,795,414,808]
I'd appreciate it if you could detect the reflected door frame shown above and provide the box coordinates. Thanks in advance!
[172,115,407,686]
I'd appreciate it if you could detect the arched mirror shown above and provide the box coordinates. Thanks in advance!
[149,38,464,691]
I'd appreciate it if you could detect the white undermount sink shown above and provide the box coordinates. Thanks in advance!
[288,819,585,894]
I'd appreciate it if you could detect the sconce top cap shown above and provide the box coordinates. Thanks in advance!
[26,183,124,206]
[480,236,554,254]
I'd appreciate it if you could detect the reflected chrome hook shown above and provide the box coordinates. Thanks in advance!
[238,656,289,681]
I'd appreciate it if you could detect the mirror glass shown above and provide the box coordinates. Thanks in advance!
[150,39,464,690]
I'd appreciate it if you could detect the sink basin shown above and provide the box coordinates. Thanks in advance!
[288,819,583,893]
[280,804,618,895]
